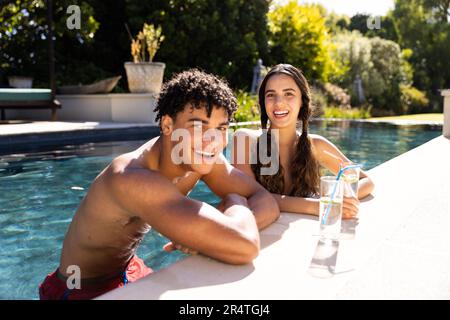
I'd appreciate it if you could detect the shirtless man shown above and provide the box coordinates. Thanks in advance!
[39,69,280,300]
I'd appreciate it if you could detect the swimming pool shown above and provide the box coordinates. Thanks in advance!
[0,120,442,299]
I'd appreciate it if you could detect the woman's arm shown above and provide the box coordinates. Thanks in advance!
[272,194,319,216]
[232,130,322,217]
[272,192,358,219]
[231,130,362,218]
[311,134,375,200]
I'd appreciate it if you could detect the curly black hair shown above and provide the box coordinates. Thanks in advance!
[154,69,238,124]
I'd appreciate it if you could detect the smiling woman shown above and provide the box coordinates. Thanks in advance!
[232,64,374,219]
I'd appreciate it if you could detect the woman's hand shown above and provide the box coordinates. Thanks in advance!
[342,196,360,219]
[163,241,198,255]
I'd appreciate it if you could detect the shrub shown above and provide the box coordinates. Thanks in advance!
[333,31,412,114]
[233,91,260,123]
[267,1,343,82]
[370,108,396,117]
[400,85,430,114]
[310,82,351,117]
[318,82,351,109]
[322,106,371,119]
[310,86,328,117]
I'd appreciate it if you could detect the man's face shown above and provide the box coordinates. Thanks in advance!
[162,103,230,175]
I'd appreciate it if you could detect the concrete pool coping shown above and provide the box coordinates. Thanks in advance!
[321,117,444,127]
[97,135,450,300]
[0,121,160,154]
[0,121,154,136]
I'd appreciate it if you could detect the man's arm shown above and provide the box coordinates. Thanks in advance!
[202,154,280,231]
[105,165,260,265]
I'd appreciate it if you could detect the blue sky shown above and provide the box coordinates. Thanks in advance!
[273,0,395,16]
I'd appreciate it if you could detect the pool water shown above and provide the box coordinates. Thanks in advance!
[0,121,441,299]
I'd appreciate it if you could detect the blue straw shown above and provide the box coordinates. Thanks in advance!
[321,164,362,225]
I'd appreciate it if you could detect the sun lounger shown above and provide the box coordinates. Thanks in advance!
[0,88,61,121]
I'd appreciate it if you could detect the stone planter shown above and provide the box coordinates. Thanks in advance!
[8,76,33,88]
[124,62,165,94]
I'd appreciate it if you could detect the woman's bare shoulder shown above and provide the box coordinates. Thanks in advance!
[308,133,331,148]
[307,134,332,159]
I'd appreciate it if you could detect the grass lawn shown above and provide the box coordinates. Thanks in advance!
[369,113,443,122]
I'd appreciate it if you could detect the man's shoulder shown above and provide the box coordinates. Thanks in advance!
[106,155,175,195]
[103,159,185,217]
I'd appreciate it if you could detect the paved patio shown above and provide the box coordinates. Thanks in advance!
[0,121,153,136]
[98,135,450,300]
[0,121,159,154]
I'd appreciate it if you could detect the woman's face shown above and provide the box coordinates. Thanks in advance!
[264,73,302,130]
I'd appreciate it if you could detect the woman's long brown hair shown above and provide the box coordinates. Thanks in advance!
[251,64,319,197]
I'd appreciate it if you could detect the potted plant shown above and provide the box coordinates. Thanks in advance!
[6,60,34,88]
[124,23,165,94]
[8,75,34,88]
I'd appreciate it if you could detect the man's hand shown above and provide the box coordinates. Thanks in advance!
[342,196,360,219]
[216,193,249,212]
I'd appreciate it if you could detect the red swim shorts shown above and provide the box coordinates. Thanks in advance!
[39,255,153,300]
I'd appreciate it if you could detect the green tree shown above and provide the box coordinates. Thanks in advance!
[348,14,370,34]
[393,0,450,111]
[0,0,99,87]
[267,1,342,82]
[369,37,405,112]
[1,0,271,90]
[333,31,419,114]
[325,12,350,35]
[125,0,270,90]
[55,0,127,86]
[346,13,399,42]
[333,31,373,105]
[422,0,450,22]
